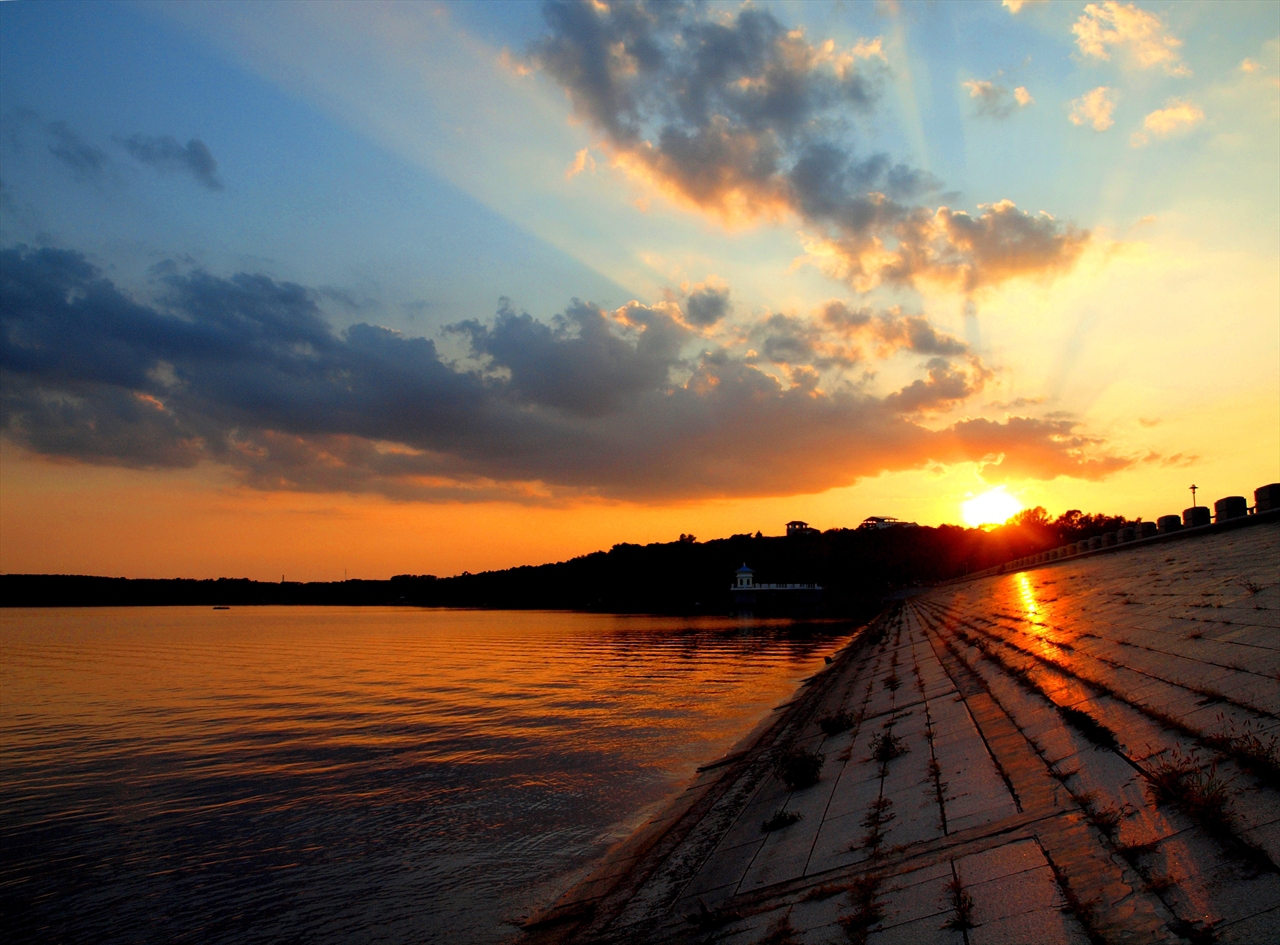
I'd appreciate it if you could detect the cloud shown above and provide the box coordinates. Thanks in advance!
[565,147,596,179]
[751,311,860,371]
[119,134,223,190]
[1240,58,1261,74]
[683,282,732,327]
[807,199,1088,295]
[533,1,1087,296]
[1,109,108,179]
[1069,86,1116,131]
[947,416,1131,482]
[748,302,979,393]
[1130,98,1203,146]
[447,296,689,417]
[0,246,1132,501]
[962,79,1034,119]
[1002,0,1047,12]
[1073,2,1189,76]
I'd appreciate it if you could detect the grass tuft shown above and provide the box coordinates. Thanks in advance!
[762,808,803,833]
[1076,791,1123,839]
[1146,749,1234,829]
[1203,716,1280,789]
[775,746,825,790]
[941,876,975,931]
[759,909,800,945]
[1057,705,1120,751]
[819,711,857,736]
[836,874,885,945]
[871,731,909,763]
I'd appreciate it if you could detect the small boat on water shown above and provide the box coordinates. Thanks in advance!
[212,606,230,610]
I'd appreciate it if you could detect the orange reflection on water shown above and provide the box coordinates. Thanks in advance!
[0,606,849,942]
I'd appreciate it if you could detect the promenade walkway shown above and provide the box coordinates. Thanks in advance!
[524,520,1279,945]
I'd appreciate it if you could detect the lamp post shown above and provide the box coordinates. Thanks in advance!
[1190,484,1198,508]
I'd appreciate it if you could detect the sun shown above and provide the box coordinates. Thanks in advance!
[961,486,1023,528]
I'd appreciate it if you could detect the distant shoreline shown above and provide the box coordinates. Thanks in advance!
[12,511,1273,612]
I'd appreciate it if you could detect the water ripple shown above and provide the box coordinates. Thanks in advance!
[1,606,851,944]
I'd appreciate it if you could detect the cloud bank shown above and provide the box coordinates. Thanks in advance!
[0,247,1131,502]
[534,0,1087,296]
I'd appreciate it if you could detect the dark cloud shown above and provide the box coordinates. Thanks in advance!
[45,121,109,178]
[1,246,1131,501]
[752,312,859,371]
[119,134,222,190]
[533,2,1085,294]
[875,313,969,356]
[1,109,107,179]
[684,284,731,327]
[447,297,688,417]
[883,357,983,414]
[535,0,882,223]
[820,300,874,331]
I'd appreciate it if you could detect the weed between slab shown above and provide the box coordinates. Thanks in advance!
[819,711,857,736]
[775,747,825,790]
[1056,705,1121,751]
[758,909,800,945]
[1201,716,1280,789]
[762,808,802,833]
[870,731,909,763]
[836,874,885,945]
[941,873,975,932]
[1141,748,1275,872]
[1075,791,1123,840]
[857,796,896,851]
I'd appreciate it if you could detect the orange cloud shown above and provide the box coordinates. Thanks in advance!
[535,3,1088,296]
[1073,1,1190,75]
[1130,98,1204,147]
[1069,86,1116,131]
[1,247,1131,504]
[806,200,1089,295]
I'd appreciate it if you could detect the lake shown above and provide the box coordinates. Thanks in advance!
[0,606,852,944]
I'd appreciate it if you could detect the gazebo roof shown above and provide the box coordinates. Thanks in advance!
[736,563,754,573]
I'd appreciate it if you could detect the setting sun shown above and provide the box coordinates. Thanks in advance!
[961,487,1023,528]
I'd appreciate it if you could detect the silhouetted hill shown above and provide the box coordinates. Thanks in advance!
[387,519,1068,613]
[2,508,1111,612]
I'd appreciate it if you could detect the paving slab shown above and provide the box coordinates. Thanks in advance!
[521,520,1280,945]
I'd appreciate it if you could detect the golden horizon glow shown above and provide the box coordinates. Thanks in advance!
[961,487,1024,528]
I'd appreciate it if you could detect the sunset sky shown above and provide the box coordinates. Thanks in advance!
[2,0,1277,581]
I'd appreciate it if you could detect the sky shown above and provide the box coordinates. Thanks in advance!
[1,0,1277,581]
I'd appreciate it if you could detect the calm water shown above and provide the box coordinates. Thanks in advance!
[0,606,850,944]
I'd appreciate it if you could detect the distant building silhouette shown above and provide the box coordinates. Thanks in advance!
[857,516,918,530]
[786,520,819,537]
[731,563,822,614]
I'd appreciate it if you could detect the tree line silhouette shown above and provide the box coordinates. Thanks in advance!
[1,507,1127,612]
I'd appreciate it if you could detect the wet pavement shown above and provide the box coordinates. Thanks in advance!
[523,520,1279,945]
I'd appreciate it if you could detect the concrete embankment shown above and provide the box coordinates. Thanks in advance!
[522,517,1280,945]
